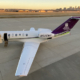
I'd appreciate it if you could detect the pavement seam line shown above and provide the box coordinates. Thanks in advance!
[0,71,3,80]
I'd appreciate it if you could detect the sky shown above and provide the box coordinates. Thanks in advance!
[0,0,80,9]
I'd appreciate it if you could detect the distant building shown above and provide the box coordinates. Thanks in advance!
[47,10,53,12]
[78,6,80,10]
[0,10,5,12]
[31,10,35,12]
[18,10,24,12]
[35,10,39,12]
[63,7,67,11]
[78,6,80,8]
[5,9,18,12]
[39,10,46,12]
[25,10,30,12]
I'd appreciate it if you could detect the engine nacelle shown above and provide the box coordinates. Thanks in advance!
[39,33,54,38]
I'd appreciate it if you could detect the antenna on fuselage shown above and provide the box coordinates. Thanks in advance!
[23,29,25,31]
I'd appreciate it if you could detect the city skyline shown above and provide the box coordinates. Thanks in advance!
[0,0,80,9]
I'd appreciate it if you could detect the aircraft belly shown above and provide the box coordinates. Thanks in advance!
[8,38,48,43]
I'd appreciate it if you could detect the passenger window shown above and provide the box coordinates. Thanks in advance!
[8,34,10,36]
[19,34,21,36]
[26,34,28,36]
[15,34,17,36]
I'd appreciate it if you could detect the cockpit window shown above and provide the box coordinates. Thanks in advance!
[15,34,17,36]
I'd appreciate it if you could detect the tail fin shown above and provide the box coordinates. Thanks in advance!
[52,17,80,34]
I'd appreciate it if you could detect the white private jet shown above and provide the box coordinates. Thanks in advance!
[0,17,80,76]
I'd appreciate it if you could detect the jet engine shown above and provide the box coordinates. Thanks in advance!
[39,33,54,39]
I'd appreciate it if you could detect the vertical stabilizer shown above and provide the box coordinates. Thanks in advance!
[52,17,80,34]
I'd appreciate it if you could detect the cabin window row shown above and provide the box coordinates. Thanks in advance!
[8,34,28,37]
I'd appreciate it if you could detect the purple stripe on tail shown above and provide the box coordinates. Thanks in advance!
[52,17,80,34]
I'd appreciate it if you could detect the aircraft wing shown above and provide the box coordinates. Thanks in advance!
[15,42,40,76]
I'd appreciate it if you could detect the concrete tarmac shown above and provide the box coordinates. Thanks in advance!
[0,17,80,80]
[18,51,80,80]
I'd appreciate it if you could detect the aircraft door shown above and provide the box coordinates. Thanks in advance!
[4,33,8,41]
[4,33,8,47]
